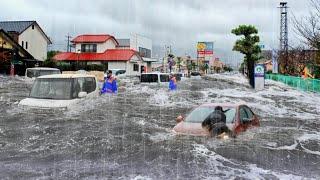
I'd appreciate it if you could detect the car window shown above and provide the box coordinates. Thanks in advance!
[244,106,254,119]
[160,75,169,82]
[225,108,236,123]
[141,74,158,83]
[239,107,249,123]
[83,77,96,93]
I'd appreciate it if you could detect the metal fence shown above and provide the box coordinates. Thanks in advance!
[265,74,320,93]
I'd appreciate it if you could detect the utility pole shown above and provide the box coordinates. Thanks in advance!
[66,34,72,52]
[279,2,289,73]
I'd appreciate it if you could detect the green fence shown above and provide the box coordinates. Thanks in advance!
[265,74,320,93]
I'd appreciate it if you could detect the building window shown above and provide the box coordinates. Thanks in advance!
[32,25,35,29]
[22,41,24,48]
[139,47,151,58]
[133,64,139,71]
[81,44,97,52]
[26,42,28,49]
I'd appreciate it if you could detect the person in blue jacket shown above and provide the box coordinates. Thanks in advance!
[100,70,117,94]
[169,74,177,91]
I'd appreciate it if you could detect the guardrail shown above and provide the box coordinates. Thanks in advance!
[265,74,320,93]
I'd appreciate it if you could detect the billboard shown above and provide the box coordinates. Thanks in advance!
[197,42,214,55]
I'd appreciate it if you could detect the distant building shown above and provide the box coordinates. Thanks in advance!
[116,34,157,72]
[54,34,144,76]
[0,21,52,61]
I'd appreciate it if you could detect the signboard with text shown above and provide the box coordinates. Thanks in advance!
[197,42,214,55]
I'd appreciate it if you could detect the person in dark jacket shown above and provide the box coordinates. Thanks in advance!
[202,106,234,137]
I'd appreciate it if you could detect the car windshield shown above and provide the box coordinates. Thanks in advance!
[26,69,60,78]
[185,106,236,123]
[30,78,74,100]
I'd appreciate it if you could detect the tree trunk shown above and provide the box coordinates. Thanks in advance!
[247,56,255,88]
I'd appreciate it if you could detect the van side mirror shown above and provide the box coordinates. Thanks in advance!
[176,115,184,123]
[78,92,87,98]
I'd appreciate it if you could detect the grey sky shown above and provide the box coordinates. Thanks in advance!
[1,0,311,65]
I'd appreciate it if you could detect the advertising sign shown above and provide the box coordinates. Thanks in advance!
[197,42,214,55]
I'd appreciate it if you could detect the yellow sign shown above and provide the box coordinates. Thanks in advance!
[197,42,206,51]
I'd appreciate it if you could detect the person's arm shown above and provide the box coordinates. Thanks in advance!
[112,80,117,92]
[100,82,107,94]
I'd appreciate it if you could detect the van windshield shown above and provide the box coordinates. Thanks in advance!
[141,74,158,83]
[30,78,74,100]
[26,69,60,78]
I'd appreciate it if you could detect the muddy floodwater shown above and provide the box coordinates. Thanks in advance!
[0,74,319,179]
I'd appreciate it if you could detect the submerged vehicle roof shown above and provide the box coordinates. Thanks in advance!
[141,72,170,75]
[26,67,60,70]
[199,102,247,108]
[37,74,96,79]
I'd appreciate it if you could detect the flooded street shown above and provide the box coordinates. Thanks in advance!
[0,74,319,179]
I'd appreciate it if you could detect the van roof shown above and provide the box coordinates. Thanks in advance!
[37,74,96,79]
[26,67,60,71]
[141,72,170,75]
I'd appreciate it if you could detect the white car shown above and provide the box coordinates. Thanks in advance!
[25,67,61,78]
[140,72,170,85]
[19,74,99,109]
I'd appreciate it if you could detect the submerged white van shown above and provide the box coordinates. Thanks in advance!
[19,74,98,108]
[25,67,61,78]
[140,72,170,85]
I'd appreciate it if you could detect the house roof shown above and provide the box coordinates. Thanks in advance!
[0,29,33,59]
[116,39,130,47]
[0,21,52,44]
[71,34,118,45]
[53,49,141,61]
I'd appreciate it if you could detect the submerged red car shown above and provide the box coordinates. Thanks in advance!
[172,103,260,137]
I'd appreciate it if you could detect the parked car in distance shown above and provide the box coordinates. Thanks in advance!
[173,72,187,81]
[172,103,260,137]
[140,72,170,85]
[19,74,98,109]
[105,69,126,76]
[25,67,61,78]
[190,71,201,76]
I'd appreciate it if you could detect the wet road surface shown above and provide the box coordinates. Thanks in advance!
[0,74,319,179]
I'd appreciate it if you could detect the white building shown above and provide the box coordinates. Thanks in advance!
[0,21,52,61]
[117,34,157,72]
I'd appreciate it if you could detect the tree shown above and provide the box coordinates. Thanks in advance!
[42,51,60,68]
[232,25,261,87]
[175,56,182,72]
[293,0,320,65]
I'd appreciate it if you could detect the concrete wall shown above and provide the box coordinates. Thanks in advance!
[19,24,48,61]
[75,39,117,53]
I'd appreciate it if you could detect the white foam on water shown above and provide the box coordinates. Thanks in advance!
[131,175,152,180]
[192,144,309,179]
[149,132,175,143]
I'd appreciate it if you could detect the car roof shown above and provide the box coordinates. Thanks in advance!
[141,72,170,75]
[26,67,60,70]
[199,103,246,108]
[37,74,96,79]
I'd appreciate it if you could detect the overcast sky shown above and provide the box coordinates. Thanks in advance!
[1,0,311,65]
